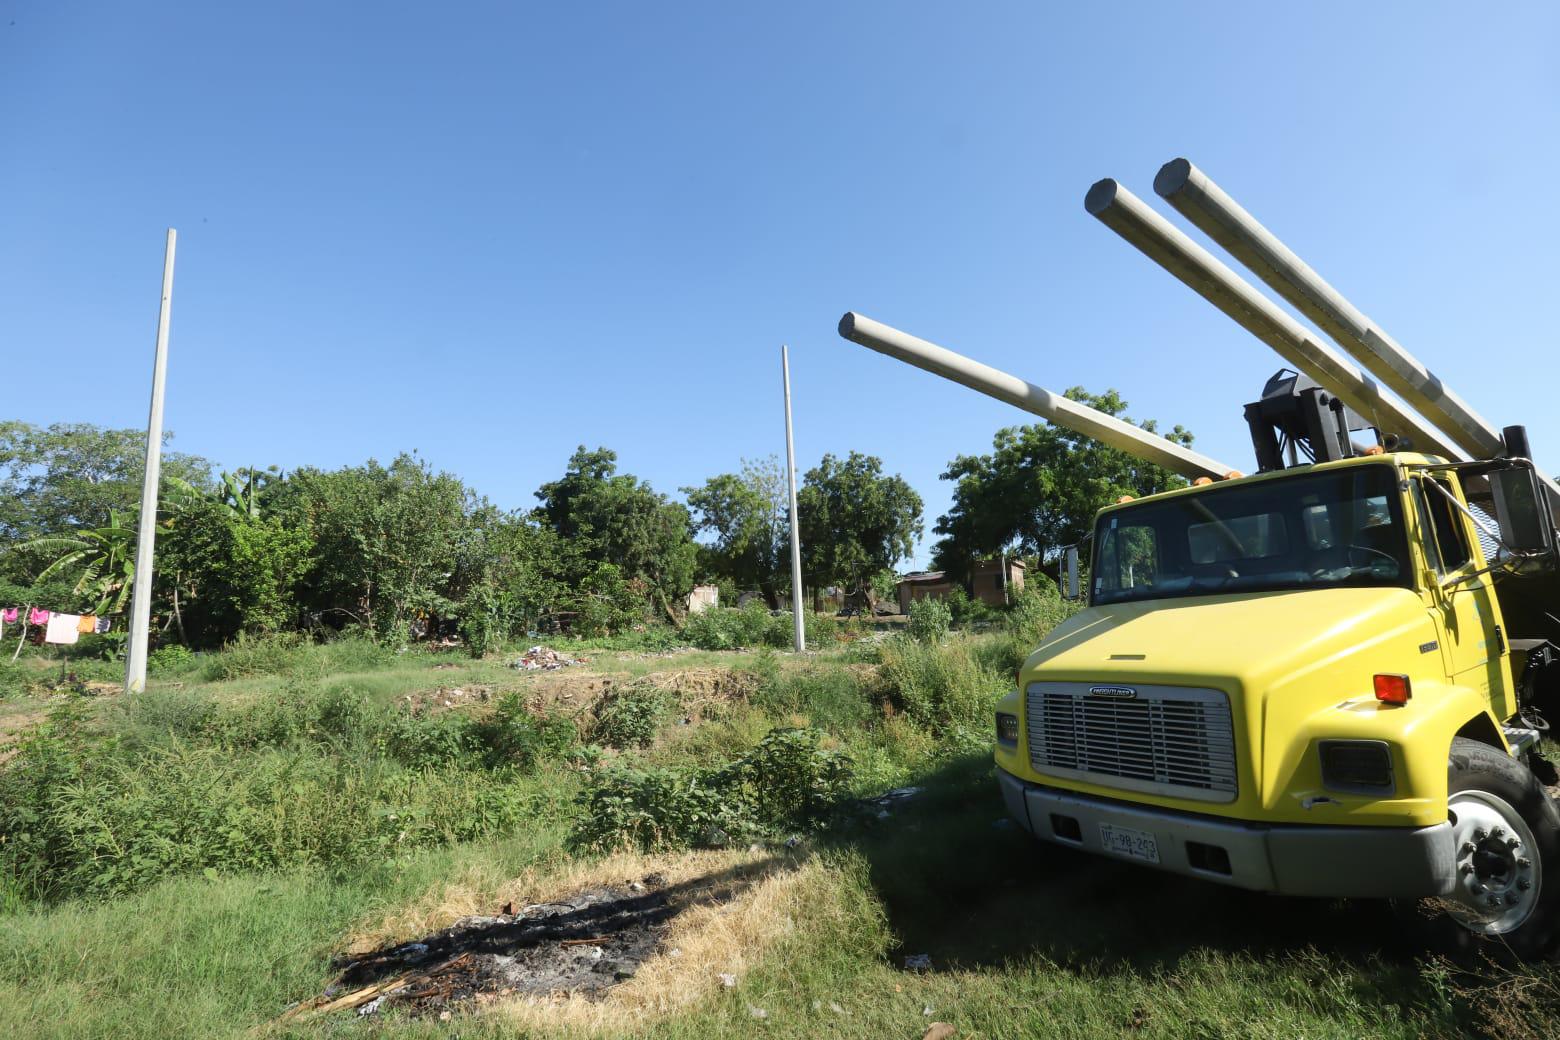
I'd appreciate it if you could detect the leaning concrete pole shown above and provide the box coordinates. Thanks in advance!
[1154,158,1503,459]
[839,312,1235,480]
[125,228,177,695]
[1084,180,1464,462]
[782,345,806,653]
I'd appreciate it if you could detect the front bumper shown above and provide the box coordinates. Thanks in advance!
[998,768,1456,898]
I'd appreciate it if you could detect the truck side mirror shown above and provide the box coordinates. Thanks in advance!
[1490,464,1557,558]
[1064,546,1081,600]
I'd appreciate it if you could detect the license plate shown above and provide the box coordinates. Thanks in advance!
[1098,823,1160,863]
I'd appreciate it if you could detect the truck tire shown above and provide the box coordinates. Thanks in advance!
[1434,737,1560,960]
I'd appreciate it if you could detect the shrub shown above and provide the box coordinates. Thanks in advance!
[906,597,952,644]
[0,683,580,904]
[147,644,197,675]
[590,686,666,749]
[753,666,874,733]
[877,636,1006,740]
[682,603,773,650]
[571,726,853,851]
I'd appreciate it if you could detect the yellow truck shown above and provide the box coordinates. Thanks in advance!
[839,158,1560,957]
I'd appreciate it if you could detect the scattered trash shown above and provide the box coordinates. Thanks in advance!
[904,953,933,972]
[923,1005,935,1016]
[357,997,383,1017]
[747,1004,769,1019]
[718,973,737,988]
[510,646,586,671]
[829,1001,846,1015]
[862,786,924,819]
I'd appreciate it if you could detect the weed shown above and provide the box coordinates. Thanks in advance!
[590,686,667,749]
[572,727,853,851]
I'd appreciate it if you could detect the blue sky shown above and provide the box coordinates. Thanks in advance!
[4,2,1558,566]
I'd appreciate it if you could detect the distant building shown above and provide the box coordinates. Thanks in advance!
[686,584,720,614]
[896,556,1026,613]
[896,571,957,614]
[970,556,1025,607]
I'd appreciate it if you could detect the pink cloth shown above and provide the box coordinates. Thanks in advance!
[29,608,50,626]
[1,608,16,624]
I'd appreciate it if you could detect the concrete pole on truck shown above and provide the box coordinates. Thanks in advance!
[125,228,177,695]
[838,312,1238,481]
[1083,179,1464,463]
[1152,158,1560,510]
[782,345,806,653]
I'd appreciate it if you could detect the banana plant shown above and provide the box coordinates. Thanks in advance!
[14,509,139,614]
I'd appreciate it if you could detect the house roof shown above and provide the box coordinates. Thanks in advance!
[897,571,949,585]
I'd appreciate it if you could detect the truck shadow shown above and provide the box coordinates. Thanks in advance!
[840,754,1425,975]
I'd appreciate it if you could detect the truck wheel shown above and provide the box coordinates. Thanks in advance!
[1437,737,1560,959]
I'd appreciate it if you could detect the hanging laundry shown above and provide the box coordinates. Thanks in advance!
[77,614,98,634]
[94,617,112,634]
[1,607,16,624]
[29,607,51,626]
[45,613,81,645]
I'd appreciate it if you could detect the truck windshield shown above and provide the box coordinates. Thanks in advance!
[1091,464,1410,606]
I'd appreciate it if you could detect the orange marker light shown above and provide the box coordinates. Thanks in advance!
[1223,470,1244,480]
[1363,445,1385,456]
[1193,476,1213,486]
[1116,495,1136,504]
[1373,673,1412,705]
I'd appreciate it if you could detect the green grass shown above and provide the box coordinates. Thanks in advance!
[0,623,1555,1039]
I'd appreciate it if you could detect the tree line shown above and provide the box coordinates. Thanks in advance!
[0,391,1192,650]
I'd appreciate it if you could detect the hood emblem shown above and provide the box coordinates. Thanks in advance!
[1089,685,1138,699]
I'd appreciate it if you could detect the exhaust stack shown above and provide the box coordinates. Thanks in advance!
[1084,179,1463,462]
[838,312,1234,481]
[1153,158,1502,460]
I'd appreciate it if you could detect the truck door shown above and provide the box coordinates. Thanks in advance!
[1409,474,1503,695]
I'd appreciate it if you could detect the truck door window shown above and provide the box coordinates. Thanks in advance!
[1419,478,1472,572]
[1409,480,1444,573]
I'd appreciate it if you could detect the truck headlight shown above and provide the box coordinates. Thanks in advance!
[1319,739,1395,794]
[996,712,1019,746]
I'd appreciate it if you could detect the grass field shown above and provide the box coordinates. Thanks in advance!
[0,623,1556,1039]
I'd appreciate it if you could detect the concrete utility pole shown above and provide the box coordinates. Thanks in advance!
[781,345,806,653]
[125,228,177,694]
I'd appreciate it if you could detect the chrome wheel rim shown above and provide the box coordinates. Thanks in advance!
[1445,789,1541,934]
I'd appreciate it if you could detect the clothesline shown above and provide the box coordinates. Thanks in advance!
[2,606,114,649]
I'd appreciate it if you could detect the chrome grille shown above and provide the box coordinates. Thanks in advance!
[1025,682,1237,802]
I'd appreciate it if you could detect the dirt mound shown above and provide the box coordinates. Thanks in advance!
[627,668,760,709]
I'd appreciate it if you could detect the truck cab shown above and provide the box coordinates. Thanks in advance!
[995,452,1560,954]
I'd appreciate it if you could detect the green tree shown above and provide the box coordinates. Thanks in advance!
[683,456,788,609]
[534,447,696,623]
[273,454,483,640]
[0,421,212,541]
[930,388,1192,580]
[796,452,922,608]
[160,500,312,641]
[9,509,138,614]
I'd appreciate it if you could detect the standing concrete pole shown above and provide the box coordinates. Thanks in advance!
[782,345,806,653]
[125,228,177,694]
